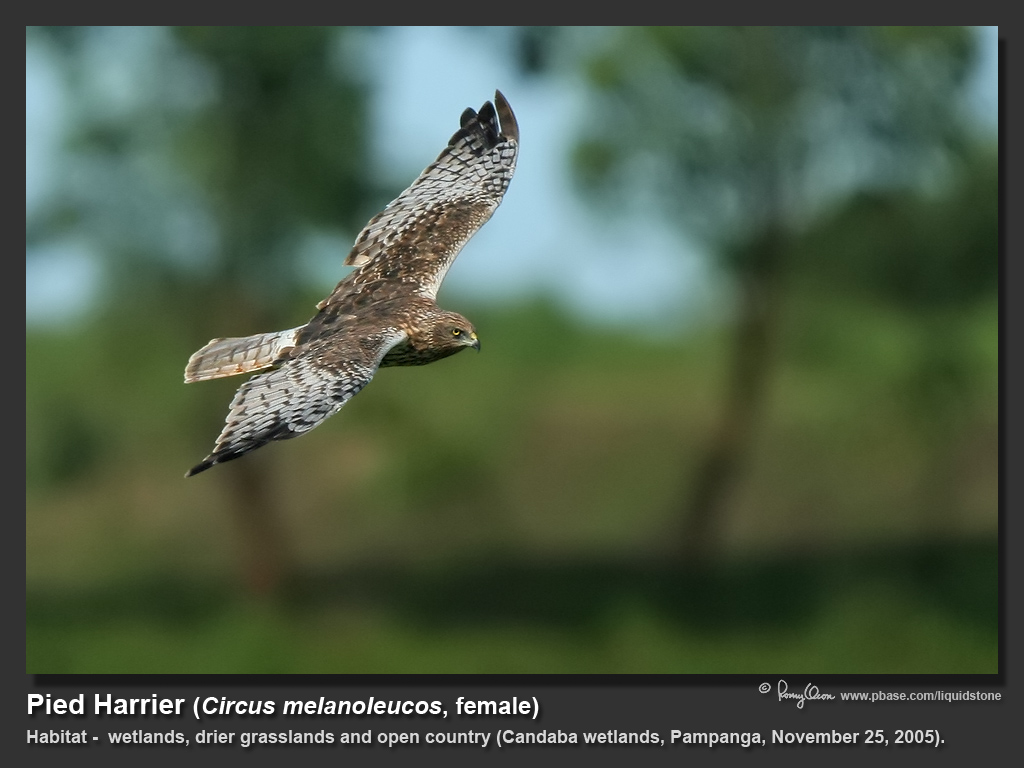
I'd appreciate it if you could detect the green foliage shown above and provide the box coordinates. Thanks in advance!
[562,26,979,247]
[27,294,997,672]
[27,541,996,673]
[30,26,373,321]
[173,27,372,253]
[791,144,997,309]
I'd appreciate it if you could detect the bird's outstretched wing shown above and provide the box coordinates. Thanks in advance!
[320,90,519,310]
[185,92,519,476]
[186,329,406,476]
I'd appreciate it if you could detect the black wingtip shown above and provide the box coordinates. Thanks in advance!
[186,441,259,476]
[185,458,214,477]
[494,90,519,143]
[451,92,518,149]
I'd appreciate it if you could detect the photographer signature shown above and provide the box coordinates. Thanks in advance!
[773,680,835,709]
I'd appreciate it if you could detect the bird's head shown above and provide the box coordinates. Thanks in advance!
[433,311,480,353]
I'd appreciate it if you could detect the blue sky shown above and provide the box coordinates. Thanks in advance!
[26,27,998,331]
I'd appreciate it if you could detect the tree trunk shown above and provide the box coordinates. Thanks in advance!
[223,452,293,597]
[679,228,784,562]
[189,287,295,599]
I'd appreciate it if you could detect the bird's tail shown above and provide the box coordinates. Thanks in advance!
[184,327,301,383]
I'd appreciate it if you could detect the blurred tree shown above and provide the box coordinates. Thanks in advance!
[789,143,997,532]
[520,26,984,559]
[28,26,375,595]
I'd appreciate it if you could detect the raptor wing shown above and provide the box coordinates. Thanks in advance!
[186,329,405,476]
[320,90,519,311]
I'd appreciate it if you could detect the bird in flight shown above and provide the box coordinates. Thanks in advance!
[184,91,519,476]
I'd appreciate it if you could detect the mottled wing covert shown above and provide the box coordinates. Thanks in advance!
[323,90,519,307]
[186,330,405,476]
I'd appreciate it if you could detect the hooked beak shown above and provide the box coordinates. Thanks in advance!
[470,331,480,351]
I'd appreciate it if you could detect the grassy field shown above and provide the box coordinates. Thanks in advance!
[26,296,999,674]
[27,541,996,674]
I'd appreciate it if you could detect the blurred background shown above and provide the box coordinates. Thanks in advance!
[26,27,999,673]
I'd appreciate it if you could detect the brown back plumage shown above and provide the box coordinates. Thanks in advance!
[184,91,518,476]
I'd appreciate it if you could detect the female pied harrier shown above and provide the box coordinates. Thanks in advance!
[184,91,518,476]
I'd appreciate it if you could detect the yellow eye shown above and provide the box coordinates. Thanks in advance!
[452,328,462,337]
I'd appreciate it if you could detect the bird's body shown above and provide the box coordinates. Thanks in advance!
[185,91,518,476]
